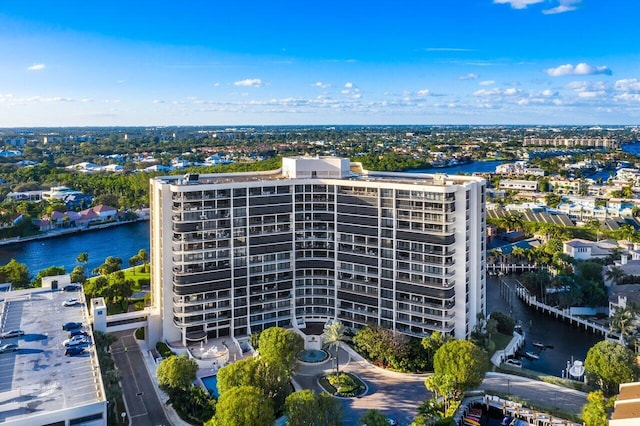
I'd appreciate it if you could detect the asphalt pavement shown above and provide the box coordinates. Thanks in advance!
[111,330,171,426]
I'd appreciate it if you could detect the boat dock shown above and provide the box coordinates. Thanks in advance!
[457,395,581,426]
[505,278,612,337]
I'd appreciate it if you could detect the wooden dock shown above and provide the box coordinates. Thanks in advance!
[508,279,612,337]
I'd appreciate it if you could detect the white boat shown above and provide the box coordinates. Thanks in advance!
[504,358,522,368]
[525,351,539,360]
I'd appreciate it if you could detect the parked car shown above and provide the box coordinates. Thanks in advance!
[63,284,82,292]
[0,343,19,353]
[62,298,80,307]
[0,329,25,339]
[65,346,86,356]
[63,335,87,347]
[68,329,88,338]
[62,322,82,331]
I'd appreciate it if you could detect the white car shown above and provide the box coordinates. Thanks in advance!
[63,335,87,347]
[62,298,80,307]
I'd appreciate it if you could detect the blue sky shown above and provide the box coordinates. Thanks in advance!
[1,0,639,126]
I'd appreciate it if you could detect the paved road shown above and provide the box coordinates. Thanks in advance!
[111,330,170,426]
[481,372,587,416]
[294,345,430,426]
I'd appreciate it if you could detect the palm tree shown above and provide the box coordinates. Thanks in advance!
[609,306,637,344]
[323,321,350,376]
[510,246,526,261]
[606,266,625,286]
[618,224,637,243]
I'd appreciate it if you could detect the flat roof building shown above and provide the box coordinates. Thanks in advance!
[0,282,106,425]
[149,157,486,346]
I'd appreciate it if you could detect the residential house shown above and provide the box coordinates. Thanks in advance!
[562,238,618,260]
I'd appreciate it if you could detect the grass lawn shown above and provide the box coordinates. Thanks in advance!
[490,332,514,357]
[122,265,150,291]
[88,265,149,291]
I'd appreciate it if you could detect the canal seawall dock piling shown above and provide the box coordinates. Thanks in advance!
[500,277,612,338]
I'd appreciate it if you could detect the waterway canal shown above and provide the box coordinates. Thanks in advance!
[0,221,150,276]
[487,275,603,377]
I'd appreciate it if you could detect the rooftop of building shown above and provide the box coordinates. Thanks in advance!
[153,156,485,188]
[0,287,104,423]
[612,382,640,420]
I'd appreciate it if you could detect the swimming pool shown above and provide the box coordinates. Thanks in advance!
[201,375,219,398]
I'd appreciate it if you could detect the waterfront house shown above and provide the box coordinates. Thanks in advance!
[562,238,618,260]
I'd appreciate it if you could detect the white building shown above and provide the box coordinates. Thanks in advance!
[499,179,538,192]
[149,157,486,346]
[0,279,106,425]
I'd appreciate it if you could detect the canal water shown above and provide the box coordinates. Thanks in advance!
[487,275,603,377]
[0,221,150,277]
[409,160,507,175]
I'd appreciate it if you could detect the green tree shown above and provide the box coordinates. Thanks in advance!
[32,265,66,287]
[94,256,122,276]
[585,340,637,396]
[258,326,304,375]
[489,311,515,335]
[581,390,613,426]
[323,321,350,375]
[217,356,290,414]
[156,355,198,394]
[544,193,563,208]
[206,385,274,426]
[358,409,389,426]
[285,390,343,426]
[70,265,86,284]
[609,306,637,344]
[137,248,149,269]
[0,259,31,288]
[76,252,88,265]
[606,266,625,286]
[433,340,489,397]
[577,262,603,283]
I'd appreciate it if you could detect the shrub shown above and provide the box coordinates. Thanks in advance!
[135,327,145,340]
[138,278,150,287]
[326,372,365,397]
[490,311,515,335]
[156,341,174,358]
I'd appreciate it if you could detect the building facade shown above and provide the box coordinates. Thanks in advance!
[150,157,486,346]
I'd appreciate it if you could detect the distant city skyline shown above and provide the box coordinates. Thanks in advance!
[1,0,639,127]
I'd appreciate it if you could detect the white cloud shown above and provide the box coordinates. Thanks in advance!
[312,82,330,89]
[213,82,220,87]
[153,100,165,104]
[543,0,581,14]
[578,91,603,99]
[545,63,612,77]
[459,73,479,80]
[341,89,350,95]
[27,64,45,71]
[234,78,263,87]
[503,88,521,96]
[493,0,543,10]
[479,80,495,86]
[615,79,640,92]
[344,82,353,89]
[81,98,93,103]
[540,89,556,97]
[473,88,501,97]
[416,89,431,97]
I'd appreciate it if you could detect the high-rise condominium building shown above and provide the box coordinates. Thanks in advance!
[150,157,486,346]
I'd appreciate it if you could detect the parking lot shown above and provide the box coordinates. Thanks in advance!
[0,288,104,423]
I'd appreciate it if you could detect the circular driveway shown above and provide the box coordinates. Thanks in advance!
[293,344,431,426]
